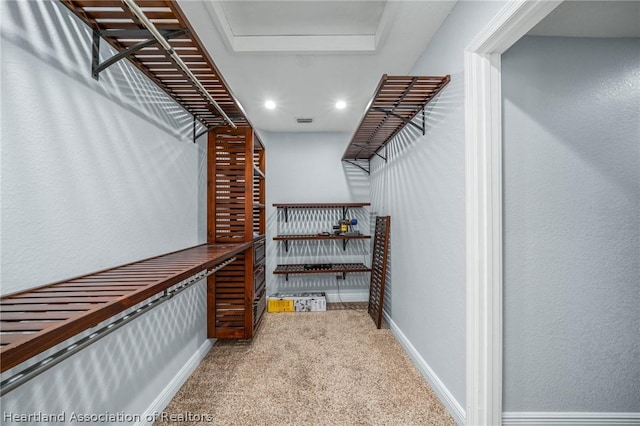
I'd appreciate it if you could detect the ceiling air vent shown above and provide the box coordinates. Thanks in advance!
[296,117,313,124]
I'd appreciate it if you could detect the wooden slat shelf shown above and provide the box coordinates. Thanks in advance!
[368,216,391,329]
[274,263,371,281]
[60,0,250,129]
[207,126,265,339]
[342,74,450,166]
[274,234,370,252]
[273,202,370,223]
[273,234,370,241]
[274,263,370,274]
[0,242,252,373]
[273,203,370,209]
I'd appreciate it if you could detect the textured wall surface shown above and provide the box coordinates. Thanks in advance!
[261,131,370,299]
[1,0,207,296]
[502,36,640,412]
[1,0,209,421]
[0,281,209,425]
[369,1,507,415]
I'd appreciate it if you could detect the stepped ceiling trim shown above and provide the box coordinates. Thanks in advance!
[204,0,389,53]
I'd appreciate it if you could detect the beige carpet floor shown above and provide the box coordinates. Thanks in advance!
[155,308,455,426]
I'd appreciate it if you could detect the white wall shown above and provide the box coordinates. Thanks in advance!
[261,131,370,300]
[1,1,209,422]
[502,36,640,413]
[0,280,210,426]
[1,0,207,296]
[369,2,506,423]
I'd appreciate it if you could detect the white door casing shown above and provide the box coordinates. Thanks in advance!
[464,2,562,425]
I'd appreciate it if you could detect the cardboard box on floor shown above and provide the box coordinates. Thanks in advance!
[267,292,327,312]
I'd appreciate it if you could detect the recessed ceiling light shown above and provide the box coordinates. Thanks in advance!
[265,100,276,110]
[335,100,346,109]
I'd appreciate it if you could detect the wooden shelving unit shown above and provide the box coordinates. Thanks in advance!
[274,263,371,281]
[61,0,273,340]
[368,216,391,329]
[273,203,371,208]
[273,202,370,223]
[0,243,251,373]
[273,234,371,241]
[273,203,371,280]
[342,74,450,174]
[253,137,266,238]
[274,234,370,251]
[207,126,266,339]
[60,0,250,131]
[251,139,267,330]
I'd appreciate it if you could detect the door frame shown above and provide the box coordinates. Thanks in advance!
[464,1,562,424]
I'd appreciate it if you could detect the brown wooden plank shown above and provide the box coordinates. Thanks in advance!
[58,0,251,132]
[0,312,81,321]
[97,271,175,276]
[0,242,252,372]
[114,266,191,271]
[44,286,144,292]
[1,322,61,332]
[273,203,371,208]
[1,304,100,312]
[28,291,128,297]
[105,270,185,276]
[273,263,371,274]
[214,328,245,339]
[0,244,228,299]
[343,75,450,161]
[0,334,34,345]
[73,0,170,8]
[2,296,115,304]
[84,11,176,20]
[368,216,391,329]
[64,277,158,282]
[273,234,371,241]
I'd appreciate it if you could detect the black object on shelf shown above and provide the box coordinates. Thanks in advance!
[303,263,332,270]
[274,263,371,281]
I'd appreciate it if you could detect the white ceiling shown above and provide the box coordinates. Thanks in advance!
[528,1,640,38]
[219,1,386,36]
[177,0,456,132]
[207,1,388,52]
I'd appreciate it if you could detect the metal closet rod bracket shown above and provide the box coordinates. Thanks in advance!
[192,119,217,144]
[194,125,211,143]
[343,159,371,175]
[280,206,289,222]
[191,116,253,144]
[121,0,236,129]
[372,106,426,136]
[192,120,248,144]
[351,144,387,162]
[92,28,215,143]
[91,28,189,81]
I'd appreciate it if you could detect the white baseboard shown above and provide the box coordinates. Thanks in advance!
[324,289,369,303]
[383,312,466,425]
[136,339,214,426]
[502,412,640,425]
